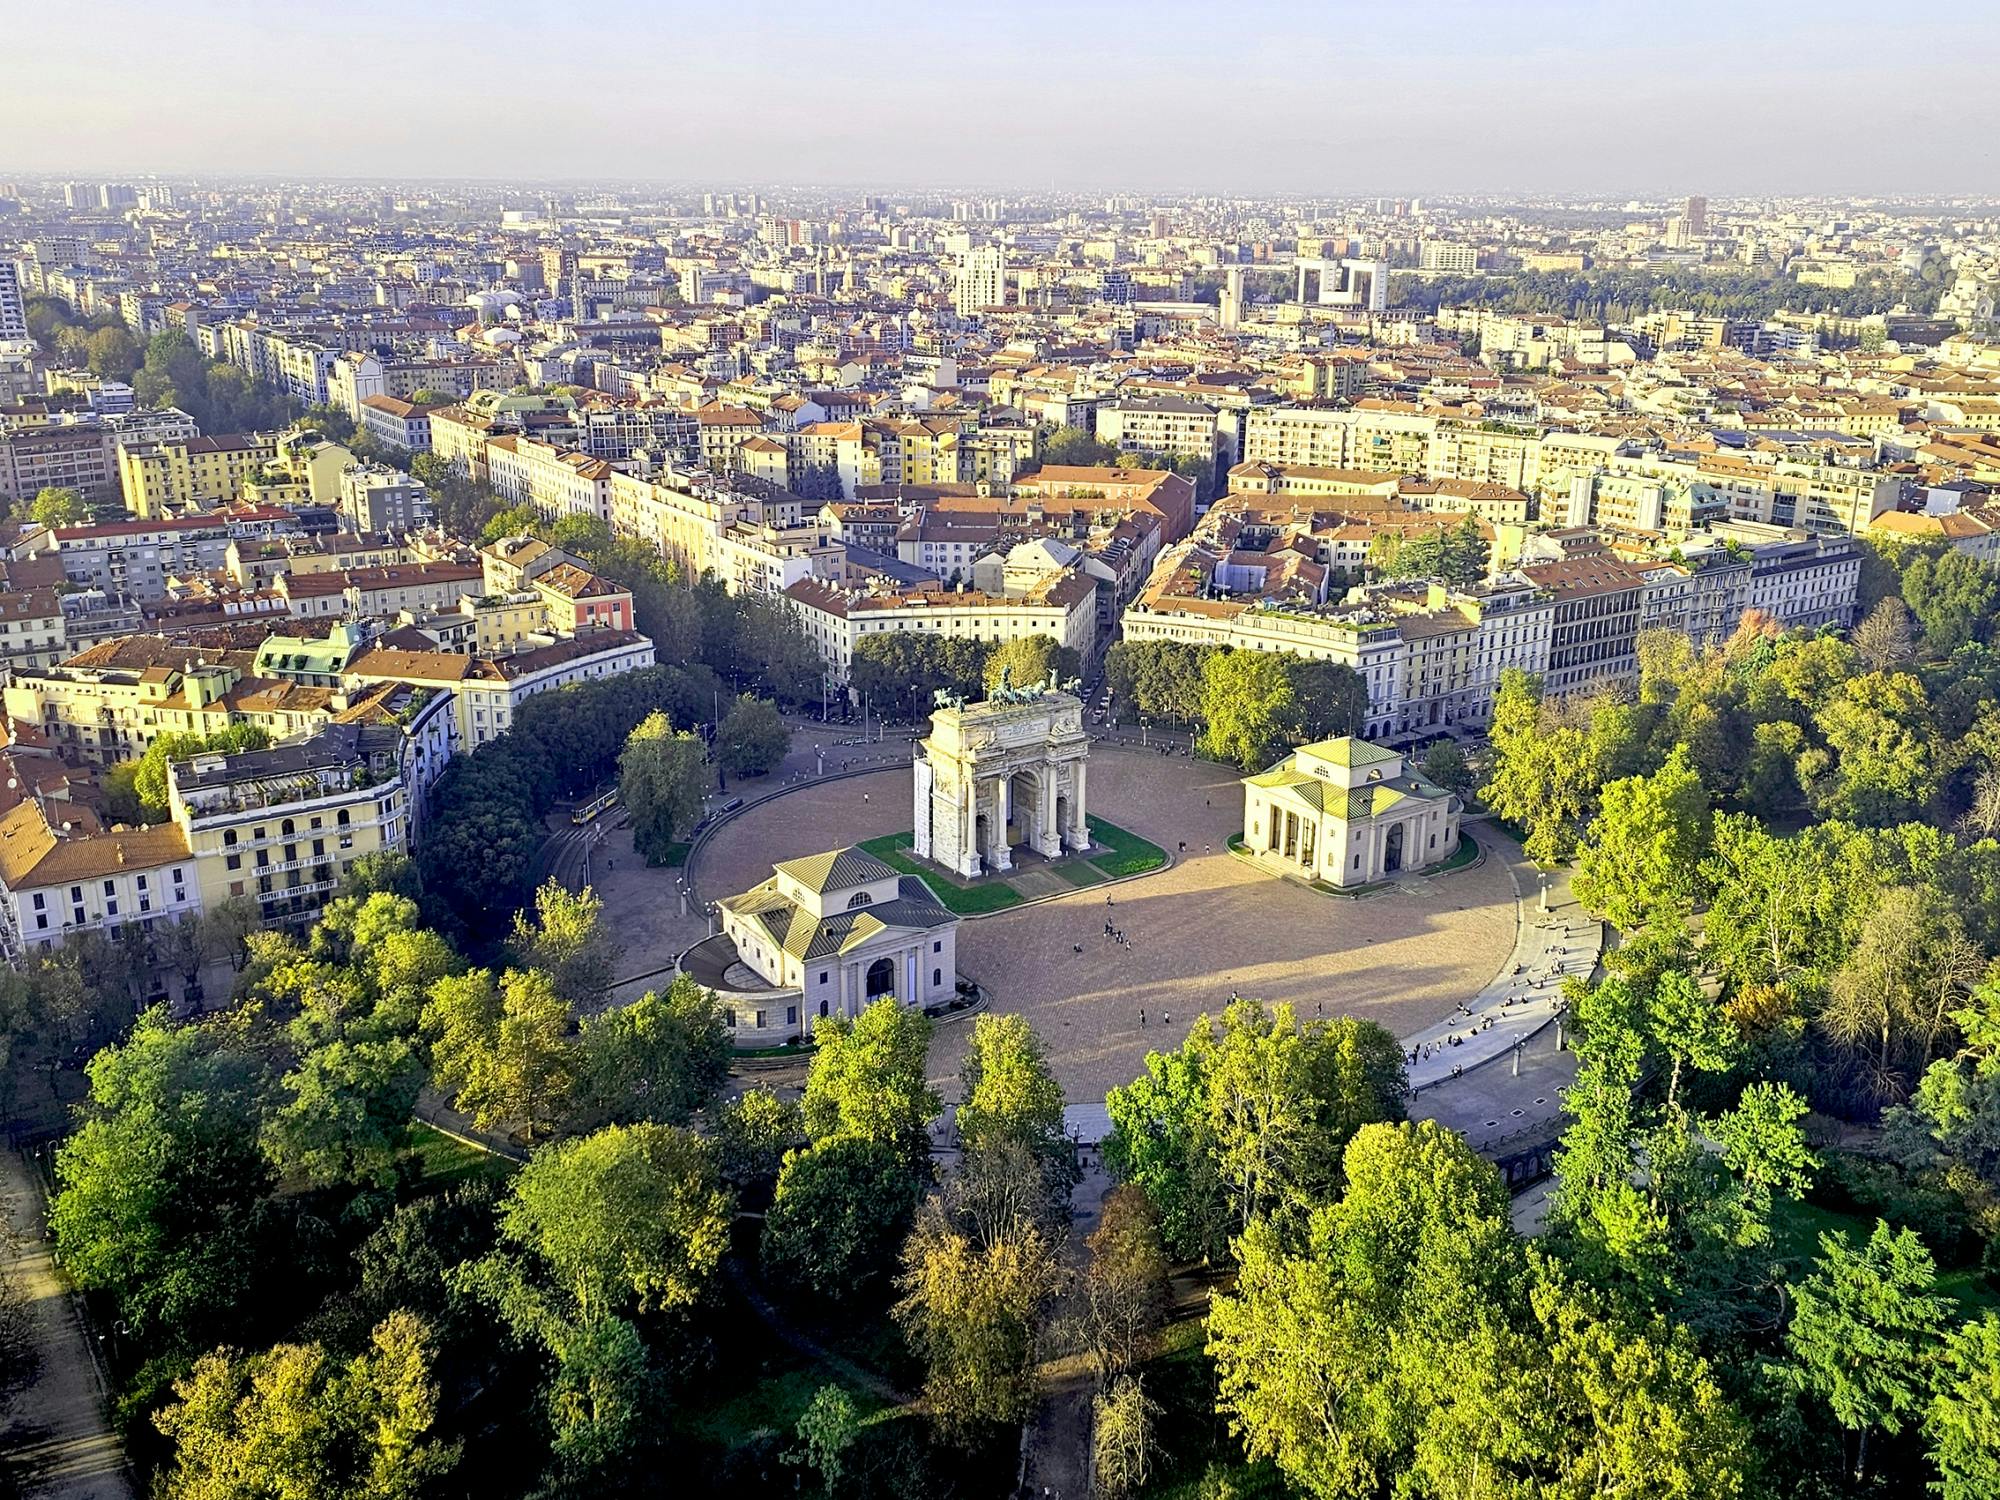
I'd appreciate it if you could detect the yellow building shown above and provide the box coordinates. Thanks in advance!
[166,722,410,931]
[118,433,283,517]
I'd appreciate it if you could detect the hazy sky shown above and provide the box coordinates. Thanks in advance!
[6,0,1996,196]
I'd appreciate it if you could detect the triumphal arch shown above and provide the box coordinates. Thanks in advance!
[914,672,1090,878]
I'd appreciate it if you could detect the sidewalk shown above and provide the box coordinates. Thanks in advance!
[0,1147,134,1500]
[1402,833,1601,1094]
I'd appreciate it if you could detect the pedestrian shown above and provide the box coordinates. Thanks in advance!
[1161,1011,1170,1027]
[1139,1007,1146,1026]
[1204,842,1211,855]
[1072,943,1083,956]
[1178,841,1186,854]
[1105,893,1113,907]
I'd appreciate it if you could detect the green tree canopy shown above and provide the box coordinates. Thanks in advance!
[153,1312,458,1500]
[497,1123,731,1323]
[618,710,709,864]
[761,1135,924,1301]
[714,693,789,778]
[800,998,940,1165]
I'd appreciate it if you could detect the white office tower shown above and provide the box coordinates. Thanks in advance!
[954,246,1006,316]
[0,262,27,343]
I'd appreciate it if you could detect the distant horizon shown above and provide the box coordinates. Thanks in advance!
[1,172,1991,210]
[7,0,1997,198]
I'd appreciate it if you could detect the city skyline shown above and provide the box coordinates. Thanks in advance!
[8,0,1998,195]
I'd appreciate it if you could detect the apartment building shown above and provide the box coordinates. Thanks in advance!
[345,629,656,748]
[327,351,515,419]
[117,432,284,516]
[357,395,445,453]
[784,571,1096,686]
[0,424,120,503]
[1092,395,1222,469]
[275,561,486,623]
[1517,555,1650,694]
[41,508,304,598]
[1,639,332,767]
[0,801,198,960]
[166,722,412,932]
[1122,574,1554,739]
[485,435,616,523]
[339,465,432,533]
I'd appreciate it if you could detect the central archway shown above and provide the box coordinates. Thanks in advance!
[865,956,896,999]
[1384,823,1405,874]
[1007,770,1041,853]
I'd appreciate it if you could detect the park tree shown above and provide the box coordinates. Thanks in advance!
[576,977,729,1127]
[512,880,620,1008]
[1572,745,1714,929]
[1853,595,1919,671]
[895,1196,1060,1439]
[618,711,709,864]
[1418,740,1474,794]
[955,1012,1078,1220]
[761,1135,924,1301]
[1199,649,1299,769]
[423,967,578,1140]
[790,1384,861,1497]
[1902,548,2000,653]
[1284,657,1369,743]
[1092,1375,1162,1500]
[983,633,1080,694]
[1481,669,1602,862]
[714,693,789,778]
[1474,1272,1750,1500]
[51,1008,275,1351]
[262,1036,425,1189]
[496,1123,731,1322]
[1824,883,1982,1102]
[29,486,90,526]
[1105,1004,1406,1261]
[153,1312,459,1500]
[84,325,140,381]
[713,1086,805,1198]
[539,1314,662,1489]
[1074,1185,1169,1383]
[1927,1314,2000,1500]
[800,999,940,1166]
[1807,670,1938,825]
[1783,1220,1952,1483]
[1207,1121,1521,1499]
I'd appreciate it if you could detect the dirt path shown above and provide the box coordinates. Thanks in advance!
[0,1148,134,1500]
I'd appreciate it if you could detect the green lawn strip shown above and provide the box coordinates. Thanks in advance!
[1432,829,1480,872]
[857,833,1025,915]
[674,1363,894,1452]
[1769,1197,1998,1314]
[1083,814,1167,876]
[406,1120,516,1185]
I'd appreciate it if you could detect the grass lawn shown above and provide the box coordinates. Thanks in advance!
[1433,829,1480,872]
[859,817,1163,914]
[857,833,1026,915]
[1770,1197,1999,1314]
[405,1121,516,1186]
[1085,814,1168,877]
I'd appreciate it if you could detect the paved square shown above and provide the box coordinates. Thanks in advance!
[595,746,1520,1102]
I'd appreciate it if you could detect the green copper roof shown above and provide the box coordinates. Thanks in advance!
[1296,736,1402,768]
[772,846,899,895]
